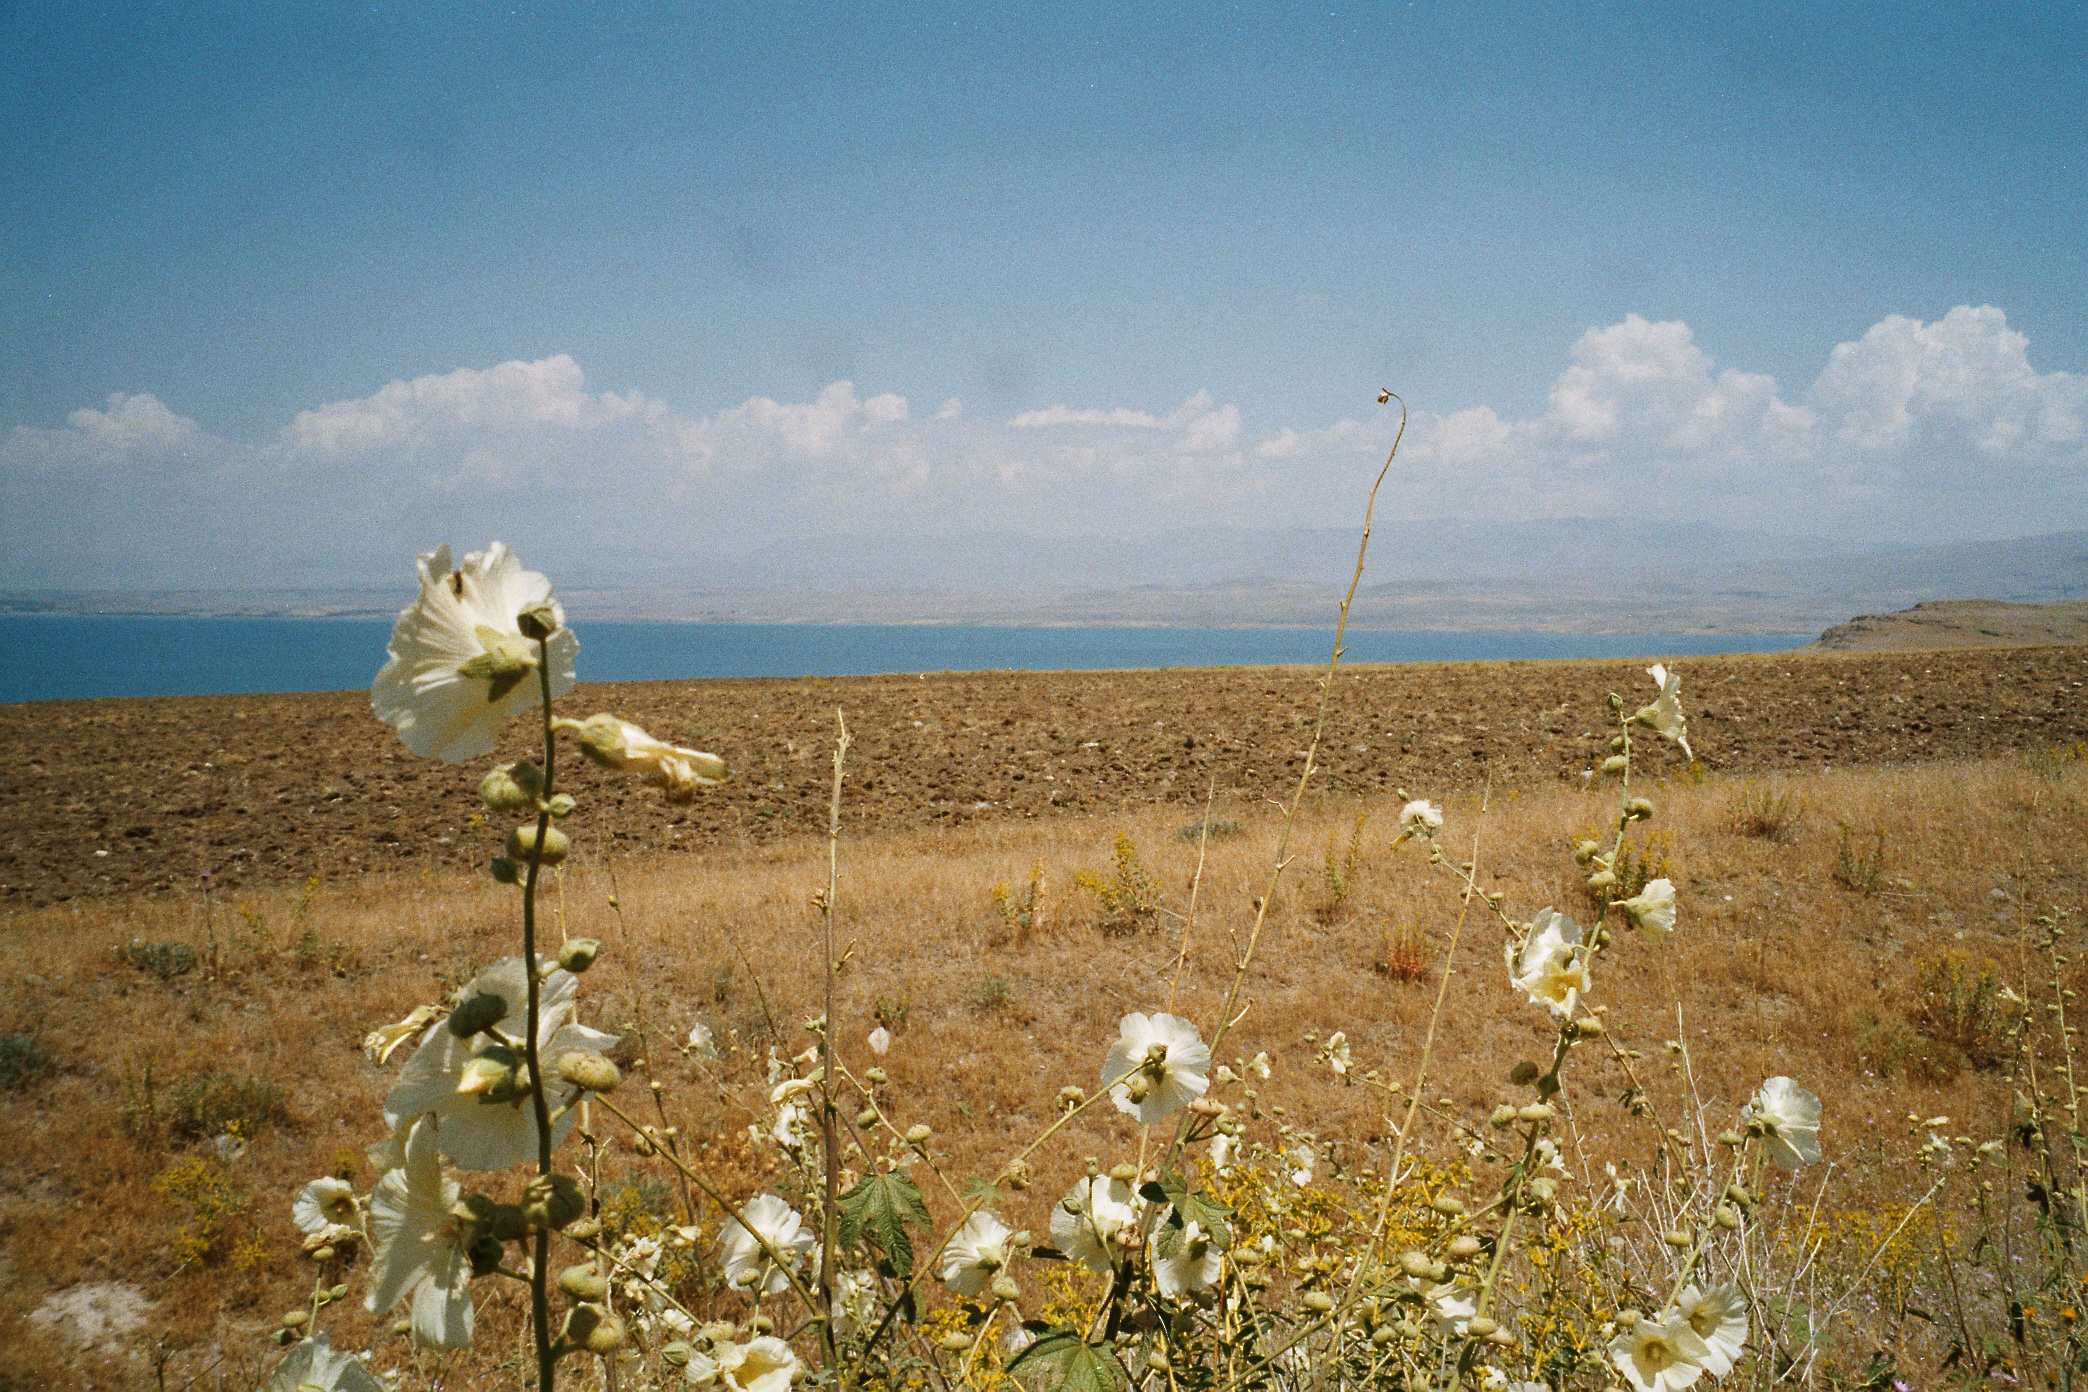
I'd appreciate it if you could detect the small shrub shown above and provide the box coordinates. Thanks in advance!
[0,1033,49,1091]
[1075,832,1166,932]
[991,860,1048,944]
[1727,781,1803,839]
[169,1073,289,1141]
[1375,921,1431,983]
[872,983,912,1032]
[1834,822,1889,894]
[153,1153,264,1269]
[1314,810,1369,922]
[970,974,1020,1014]
[1175,819,1243,842]
[1851,1008,1960,1083]
[1910,951,2015,1071]
[125,940,197,979]
[1577,828,1671,910]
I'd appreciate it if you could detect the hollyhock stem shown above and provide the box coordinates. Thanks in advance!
[522,642,558,1392]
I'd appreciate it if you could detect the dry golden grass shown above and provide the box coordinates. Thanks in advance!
[3,739,2086,1387]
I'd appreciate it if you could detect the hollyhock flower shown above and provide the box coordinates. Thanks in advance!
[719,1194,814,1296]
[1677,1284,1749,1376]
[830,1268,880,1338]
[1608,1309,1712,1392]
[365,1116,473,1349]
[1398,799,1444,840]
[1101,1011,1211,1124]
[384,957,618,1170]
[709,1336,801,1392]
[1151,1217,1223,1299]
[1050,1175,1140,1273]
[938,1211,1018,1297]
[1745,1076,1823,1169]
[264,1332,384,1392]
[1323,1031,1351,1077]
[293,1176,361,1244]
[566,713,727,803]
[1509,909,1590,1017]
[1415,1279,1479,1337]
[1634,664,1694,761]
[372,543,579,762]
[1618,878,1677,937]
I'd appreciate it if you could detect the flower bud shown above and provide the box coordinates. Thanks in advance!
[328,1284,349,1302]
[1448,1235,1482,1259]
[526,1172,588,1231]
[1600,755,1627,774]
[457,1045,526,1099]
[480,761,545,811]
[281,1310,309,1329]
[1304,1292,1335,1312]
[311,1245,335,1262]
[506,824,570,867]
[1430,1195,1466,1217]
[1489,1104,1518,1129]
[1466,1316,1498,1337]
[991,1274,1022,1302]
[448,990,509,1039]
[1399,1251,1434,1279]
[1715,1204,1742,1230]
[563,1303,625,1356]
[468,1232,506,1277]
[662,1342,693,1368]
[940,1331,973,1351]
[866,1067,889,1085]
[1516,1103,1554,1123]
[1625,797,1654,821]
[1572,840,1601,865]
[559,1264,609,1301]
[1525,1177,1558,1209]
[905,1124,933,1144]
[1585,870,1616,891]
[515,601,561,641]
[856,1107,879,1127]
[272,1328,297,1347]
[1109,1162,1139,1182]
[1664,1229,1692,1248]
[547,792,576,818]
[558,938,601,973]
[556,1050,621,1094]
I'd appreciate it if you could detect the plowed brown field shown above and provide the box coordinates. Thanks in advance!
[5,646,2086,907]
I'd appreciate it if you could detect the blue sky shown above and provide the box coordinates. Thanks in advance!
[3,2,2085,590]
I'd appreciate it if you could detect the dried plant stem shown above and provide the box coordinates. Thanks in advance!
[815,709,849,1368]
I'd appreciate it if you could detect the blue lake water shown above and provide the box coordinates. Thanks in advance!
[0,615,1811,705]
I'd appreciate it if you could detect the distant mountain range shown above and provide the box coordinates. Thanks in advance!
[5,524,2085,635]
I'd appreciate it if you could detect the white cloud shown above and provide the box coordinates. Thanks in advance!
[3,306,2081,587]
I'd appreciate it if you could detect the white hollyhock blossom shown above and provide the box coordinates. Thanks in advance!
[1323,1031,1351,1077]
[1151,1217,1223,1299]
[1635,664,1694,761]
[1509,909,1590,1017]
[365,1116,474,1349]
[938,1211,1017,1297]
[709,1336,801,1392]
[1398,799,1444,839]
[264,1332,385,1392]
[1676,1284,1749,1376]
[1745,1076,1823,1170]
[685,1020,718,1057]
[372,543,579,762]
[1618,878,1677,937]
[293,1176,361,1242]
[1609,1309,1712,1392]
[719,1194,815,1295]
[1101,1011,1211,1124]
[830,1268,880,1338]
[567,713,727,802]
[1050,1175,1140,1273]
[1414,1280,1479,1337]
[384,957,617,1170]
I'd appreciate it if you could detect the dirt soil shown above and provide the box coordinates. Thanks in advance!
[6,644,2088,908]
[1809,598,2088,651]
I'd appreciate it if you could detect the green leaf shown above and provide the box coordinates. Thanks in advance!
[1007,1329,1127,1391]
[960,1175,1001,1206]
[837,1169,932,1274]
[1152,1167,1233,1250]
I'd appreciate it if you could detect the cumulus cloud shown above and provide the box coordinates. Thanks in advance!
[2,306,2080,588]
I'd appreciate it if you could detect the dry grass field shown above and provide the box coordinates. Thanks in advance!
[3,646,2087,1388]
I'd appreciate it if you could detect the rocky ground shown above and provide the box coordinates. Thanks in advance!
[6,641,2087,907]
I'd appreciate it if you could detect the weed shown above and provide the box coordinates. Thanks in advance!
[1074,832,1165,931]
[154,1152,264,1269]
[1850,1008,1960,1083]
[169,1073,289,1141]
[1176,819,1243,842]
[125,940,197,979]
[1727,781,1804,839]
[1834,822,1889,894]
[1579,827,1671,910]
[2027,740,2087,780]
[991,859,1047,944]
[0,1033,49,1091]
[1909,951,2016,1071]
[1314,809,1368,921]
[970,974,1019,1014]
[1375,920,1430,983]
[872,982,912,1032]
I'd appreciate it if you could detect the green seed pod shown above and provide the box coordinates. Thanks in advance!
[558,938,600,973]
[1600,754,1628,774]
[556,1050,620,1094]
[661,1341,693,1368]
[1431,1195,1466,1217]
[1466,1316,1498,1338]
[558,1264,609,1302]
[906,1124,933,1144]
[328,1284,349,1302]
[1448,1235,1483,1259]
[856,1107,879,1127]
[563,1303,625,1356]
[1398,1251,1434,1279]
[468,1232,506,1277]
[489,856,521,885]
[1490,1104,1518,1129]
[527,1172,588,1231]
[281,1310,309,1329]
[480,761,544,811]
[547,792,577,818]
[506,824,571,867]
[1625,797,1655,822]
[448,990,509,1039]
[516,601,562,641]
[1303,1292,1335,1313]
